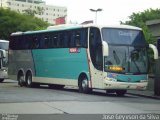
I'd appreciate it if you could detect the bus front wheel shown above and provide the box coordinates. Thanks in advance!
[78,75,91,93]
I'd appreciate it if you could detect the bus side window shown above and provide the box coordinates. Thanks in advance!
[75,30,81,47]
[44,35,49,48]
[38,34,44,49]
[49,34,55,48]
[58,32,64,48]
[67,29,88,48]
[81,28,88,48]
[63,31,69,48]
[75,28,88,48]
[9,36,16,50]
[47,33,53,48]
[53,33,58,48]
[23,36,28,49]
[18,36,23,49]
[67,30,72,48]
[27,35,33,49]
[69,31,75,47]
[15,36,22,50]
[12,36,23,50]
[32,36,39,49]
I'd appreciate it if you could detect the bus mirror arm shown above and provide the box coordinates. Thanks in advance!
[102,41,109,56]
[149,44,158,60]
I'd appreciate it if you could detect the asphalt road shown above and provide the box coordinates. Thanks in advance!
[0,79,160,120]
[0,79,158,103]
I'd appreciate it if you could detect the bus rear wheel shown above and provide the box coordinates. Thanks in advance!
[18,72,25,87]
[78,75,91,94]
[116,90,127,96]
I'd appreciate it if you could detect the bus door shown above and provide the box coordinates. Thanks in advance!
[89,27,103,88]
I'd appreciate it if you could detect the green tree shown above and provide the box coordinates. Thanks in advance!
[121,8,160,74]
[0,8,49,40]
[23,8,37,16]
[121,8,160,44]
[36,7,44,15]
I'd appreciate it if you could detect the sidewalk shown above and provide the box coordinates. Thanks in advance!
[127,75,160,100]
[127,90,160,100]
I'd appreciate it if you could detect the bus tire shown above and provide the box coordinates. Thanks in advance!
[17,71,25,87]
[26,72,33,88]
[116,90,127,96]
[0,79,4,83]
[78,75,91,94]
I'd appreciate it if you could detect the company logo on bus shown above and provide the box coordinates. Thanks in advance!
[69,48,80,53]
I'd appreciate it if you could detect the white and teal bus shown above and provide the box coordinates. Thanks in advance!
[0,40,9,82]
[8,24,158,95]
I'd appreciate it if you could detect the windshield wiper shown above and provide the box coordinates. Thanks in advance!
[130,50,141,73]
[113,50,120,64]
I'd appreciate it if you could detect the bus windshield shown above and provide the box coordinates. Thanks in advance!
[102,28,149,74]
[102,28,147,46]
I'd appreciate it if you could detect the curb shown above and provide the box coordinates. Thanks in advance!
[127,92,160,100]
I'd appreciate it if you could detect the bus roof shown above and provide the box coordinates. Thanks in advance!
[11,24,142,36]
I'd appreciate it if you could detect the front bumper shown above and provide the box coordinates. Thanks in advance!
[104,80,148,90]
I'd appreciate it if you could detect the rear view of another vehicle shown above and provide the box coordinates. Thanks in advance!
[0,40,9,82]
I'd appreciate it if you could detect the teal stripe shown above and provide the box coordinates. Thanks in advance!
[117,74,147,82]
[107,73,147,82]
[32,48,89,80]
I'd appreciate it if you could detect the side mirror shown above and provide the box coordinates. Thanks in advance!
[0,49,6,58]
[102,41,109,56]
[149,44,158,60]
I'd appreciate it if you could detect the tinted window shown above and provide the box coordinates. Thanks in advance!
[102,28,147,46]
[89,27,103,70]
[69,28,88,48]
[9,36,23,50]
[9,28,88,50]
[9,36,16,50]
[23,35,32,49]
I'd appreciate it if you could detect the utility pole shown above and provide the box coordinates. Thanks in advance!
[1,0,2,7]
[90,8,103,24]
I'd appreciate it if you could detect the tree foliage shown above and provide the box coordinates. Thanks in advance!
[0,8,49,40]
[121,8,160,44]
[23,7,44,16]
